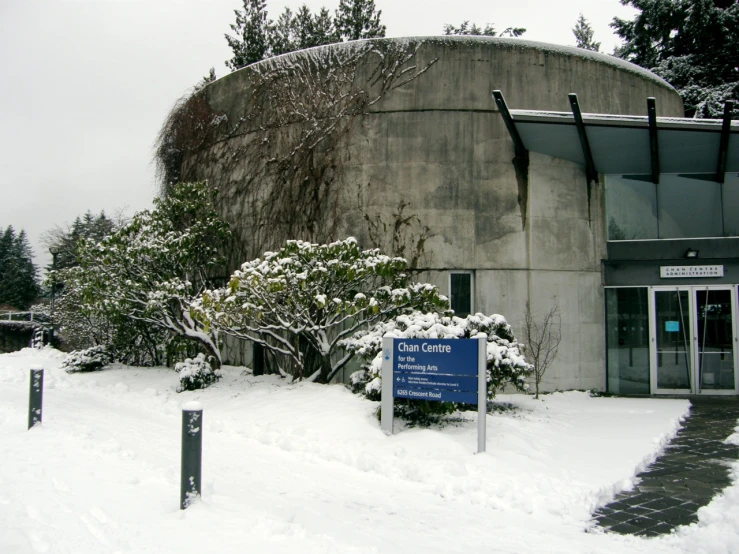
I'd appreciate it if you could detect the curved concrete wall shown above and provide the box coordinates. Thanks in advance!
[190,37,684,390]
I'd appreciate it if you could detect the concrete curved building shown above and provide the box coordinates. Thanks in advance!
[180,37,739,395]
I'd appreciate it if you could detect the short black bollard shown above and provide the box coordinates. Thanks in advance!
[253,342,264,376]
[180,402,203,509]
[28,366,44,430]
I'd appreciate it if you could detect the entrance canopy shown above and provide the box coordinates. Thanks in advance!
[493,91,738,182]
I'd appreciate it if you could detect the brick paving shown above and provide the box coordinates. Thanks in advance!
[592,398,739,537]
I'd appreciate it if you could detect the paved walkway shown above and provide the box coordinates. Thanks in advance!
[592,398,739,537]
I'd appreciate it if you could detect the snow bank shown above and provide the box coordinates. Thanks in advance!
[1,348,733,553]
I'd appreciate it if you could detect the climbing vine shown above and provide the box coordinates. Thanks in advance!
[363,200,435,269]
[155,39,439,266]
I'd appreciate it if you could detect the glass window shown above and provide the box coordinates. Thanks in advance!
[450,272,473,318]
[723,173,739,237]
[605,175,658,240]
[606,288,650,394]
[658,174,722,239]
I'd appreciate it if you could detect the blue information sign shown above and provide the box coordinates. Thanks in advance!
[394,389,478,404]
[665,321,679,332]
[392,338,479,403]
[395,373,478,390]
[381,337,487,452]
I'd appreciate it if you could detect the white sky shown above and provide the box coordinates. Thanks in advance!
[0,0,636,268]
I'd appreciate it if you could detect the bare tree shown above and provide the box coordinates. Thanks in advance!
[522,301,562,399]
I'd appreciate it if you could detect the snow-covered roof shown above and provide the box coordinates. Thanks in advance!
[218,36,674,91]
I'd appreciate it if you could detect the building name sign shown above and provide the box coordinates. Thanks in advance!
[660,265,724,279]
[381,337,487,453]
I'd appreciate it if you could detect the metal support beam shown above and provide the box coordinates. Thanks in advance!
[716,100,735,184]
[492,90,528,159]
[647,97,660,185]
[568,93,598,184]
[493,90,530,229]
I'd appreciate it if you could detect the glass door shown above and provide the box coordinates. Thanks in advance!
[649,286,738,395]
[650,288,693,393]
[695,288,735,393]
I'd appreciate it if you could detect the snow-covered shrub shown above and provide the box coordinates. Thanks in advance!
[61,346,114,373]
[342,311,532,405]
[56,182,230,367]
[195,237,449,383]
[175,353,222,392]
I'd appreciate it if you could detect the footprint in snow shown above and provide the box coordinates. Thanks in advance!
[90,506,109,525]
[25,532,50,553]
[52,478,69,492]
[81,514,109,545]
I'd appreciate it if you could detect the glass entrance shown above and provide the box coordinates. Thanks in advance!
[649,287,738,394]
[696,289,735,391]
[653,289,692,392]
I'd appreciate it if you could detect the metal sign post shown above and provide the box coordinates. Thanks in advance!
[477,337,486,453]
[380,337,394,436]
[380,337,487,453]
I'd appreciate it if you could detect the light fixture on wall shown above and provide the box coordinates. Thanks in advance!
[684,248,699,258]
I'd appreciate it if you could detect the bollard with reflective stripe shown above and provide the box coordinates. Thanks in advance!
[28,367,44,430]
[180,402,203,509]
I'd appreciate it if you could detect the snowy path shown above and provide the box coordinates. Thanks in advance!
[1,348,737,553]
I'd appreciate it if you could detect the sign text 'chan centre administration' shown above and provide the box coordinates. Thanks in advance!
[381,337,487,453]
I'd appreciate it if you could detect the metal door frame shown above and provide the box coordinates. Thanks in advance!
[649,285,738,395]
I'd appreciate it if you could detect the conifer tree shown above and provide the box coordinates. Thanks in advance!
[443,21,525,37]
[0,226,40,310]
[572,13,601,51]
[611,0,738,118]
[334,0,386,41]
[311,7,337,47]
[225,0,270,70]
[269,7,297,55]
[43,211,117,272]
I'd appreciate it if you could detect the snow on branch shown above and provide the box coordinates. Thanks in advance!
[193,237,449,383]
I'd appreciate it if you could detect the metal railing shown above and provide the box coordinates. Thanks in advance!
[0,311,50,324]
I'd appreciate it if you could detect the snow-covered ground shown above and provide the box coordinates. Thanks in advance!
[1,348,737,554]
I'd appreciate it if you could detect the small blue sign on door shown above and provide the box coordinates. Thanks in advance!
[665,320,680,332]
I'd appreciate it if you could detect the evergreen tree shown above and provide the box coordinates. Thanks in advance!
[572,13,601,51]
[334,0,386,41]
[443,21,526,37]
[201,67,217,87]
[0,226,15,273]
[0,226,40,310]
[294,5,316,49]
[227,2,342,69]
[58,183,231,367]
[611,0,739,118]
[311,7,337,47]
[269,7,297,55]
[0,226,17,308]
[225,0,270,70]
[43,210,117,272]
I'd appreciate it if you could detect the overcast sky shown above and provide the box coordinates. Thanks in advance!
[0,0,637,268]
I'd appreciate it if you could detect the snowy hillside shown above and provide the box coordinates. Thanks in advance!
[1,348,738,553]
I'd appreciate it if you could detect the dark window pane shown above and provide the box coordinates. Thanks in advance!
[450,273,471,318]
[658,174,722,238]
[606,288,650,394]
[605,175,658,240]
